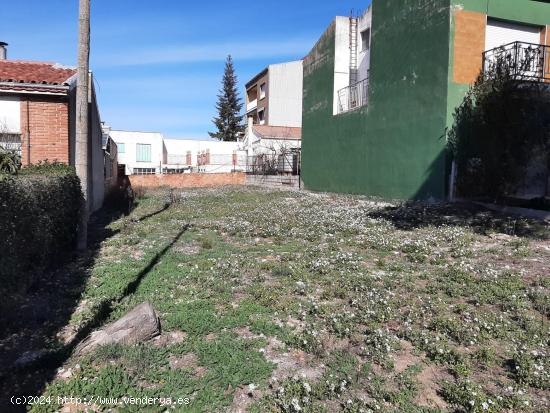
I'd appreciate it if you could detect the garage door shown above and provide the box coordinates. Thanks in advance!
[485,19,541,51]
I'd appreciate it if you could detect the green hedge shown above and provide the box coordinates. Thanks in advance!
[0,164,83,294]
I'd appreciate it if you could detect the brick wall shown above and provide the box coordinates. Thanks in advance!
[129,172,246,189]
[453,10,487,84]
[20,96,70,165]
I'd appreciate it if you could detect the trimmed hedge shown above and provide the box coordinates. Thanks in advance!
[0,164,83,294]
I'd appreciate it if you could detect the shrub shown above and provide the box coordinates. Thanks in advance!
[0,147,21,174]
[0,163,83,295]
[448,48,550,200]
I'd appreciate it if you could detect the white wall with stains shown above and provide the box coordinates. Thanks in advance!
[358,8,372,83]
[267,60,303,127]
[333,16,351,115]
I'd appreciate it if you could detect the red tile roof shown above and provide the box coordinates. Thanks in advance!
[0,60,76,93]
[252,125,301,140]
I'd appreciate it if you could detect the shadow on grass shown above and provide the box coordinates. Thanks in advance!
[133,202,171,223]
[368,201,549,239]
[0,204,124,412]
[67,224,189,350]
[0,199,186,412]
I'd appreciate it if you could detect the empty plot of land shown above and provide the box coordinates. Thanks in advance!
[13,187,550,412]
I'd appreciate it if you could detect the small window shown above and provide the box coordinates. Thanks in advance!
[258,108,265,125]
[361,29,370,52]
[260,83,266,99]
[136,143,152,162]
[134,167,156,175]
[118,143,125,154]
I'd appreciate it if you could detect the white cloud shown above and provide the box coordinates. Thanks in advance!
[95,37,312,67]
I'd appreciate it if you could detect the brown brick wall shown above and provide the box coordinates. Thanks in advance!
[453,10,487,84]
[20,96,70,166]
[129,172,246,189]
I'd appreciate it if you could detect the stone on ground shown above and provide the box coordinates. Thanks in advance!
[75,301,160,355]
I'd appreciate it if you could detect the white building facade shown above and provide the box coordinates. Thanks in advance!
[245,60,303,128]
[164,139,245,173]
[105,127,246,175]
[265,60,303,127]
[108,130,165,175]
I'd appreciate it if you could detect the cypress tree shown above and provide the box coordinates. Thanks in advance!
[209,55,244,141]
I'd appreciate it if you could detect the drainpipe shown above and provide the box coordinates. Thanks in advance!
[26,100,31,165]
[449,160,457,202]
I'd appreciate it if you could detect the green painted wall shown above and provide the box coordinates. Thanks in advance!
[302,0,550,200]
[302,0,452,200]
[457,0,550,26]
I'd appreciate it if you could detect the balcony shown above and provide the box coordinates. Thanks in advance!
[246,98,258,113]
[482,41,550,81]
[337,75,369,114]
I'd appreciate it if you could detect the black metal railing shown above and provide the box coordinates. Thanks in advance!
[246,150,300,176]
[482,41,550,81]
[337,75,369,114]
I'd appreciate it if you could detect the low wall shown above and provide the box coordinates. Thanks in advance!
[246,174,300,190]
[129,172,245,189]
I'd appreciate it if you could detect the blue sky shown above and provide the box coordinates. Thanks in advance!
[2,0,370,139]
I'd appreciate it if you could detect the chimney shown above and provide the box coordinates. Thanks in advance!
[0,42,7,60]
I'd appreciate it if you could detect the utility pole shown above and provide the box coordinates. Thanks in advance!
[76,0,90,250]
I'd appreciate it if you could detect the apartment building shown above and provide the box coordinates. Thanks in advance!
[301,0,550,200]
[245,60,303,128]
[243,60,303,171]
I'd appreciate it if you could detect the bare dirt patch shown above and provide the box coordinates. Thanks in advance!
[168,353,207,378]
[414,364,450,409]
[205,333,217,341]
[392,340,423,373]
[264,337,325,382]
[230,292,249,309]
[229,385,264,413]
[320,334,352,354]
[233,326,263,340]
[152,330,187,347]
